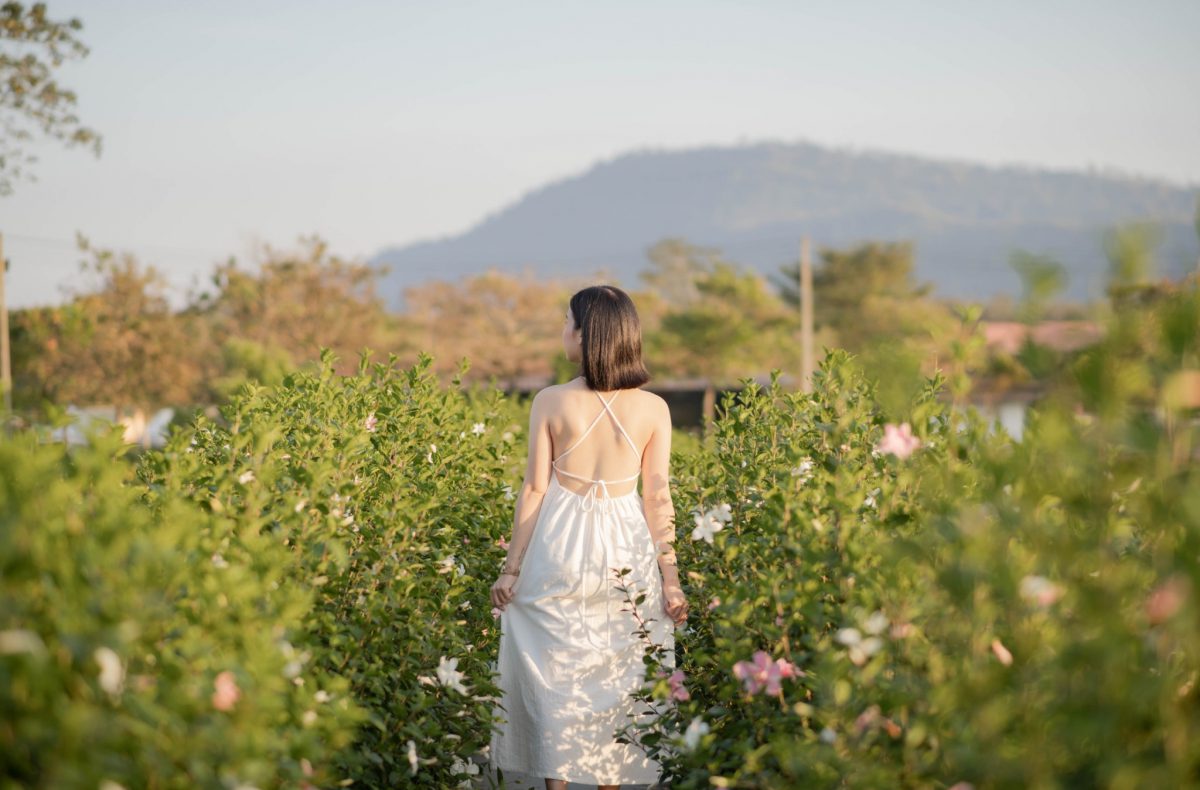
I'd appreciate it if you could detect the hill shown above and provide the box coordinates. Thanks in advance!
[373,141,1198,308]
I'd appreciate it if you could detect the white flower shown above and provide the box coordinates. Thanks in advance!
[94,646,125,695]
[1019,575,1064,607]
[99,782,128,790]
[791,458,814,477]
[691,511,724,544]
[238,470,255,485]
[502,484,515,501]
[364,412,378,432]
[835,627,862,646]
[436,656,470,695]
[681,717,709,751]
[863,611,889,636]
[450,756,479,786]
[835,627,882,665]
[302,709,317,727]
[406,740,419,775]
[211,552,229,569]
[502,431,514,443]
[437,556,457,575]
[314,690,331,703]
[0,629,46,656]
[711,503,733,523]
[820,726,838,744]
[852,638,883,665]
[426,444,437,464]
[294,499,307,514]
[472,422,486,435]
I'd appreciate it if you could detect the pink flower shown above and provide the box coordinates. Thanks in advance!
[991,638,1013,666]
[497,537,511,551]
[491,607,502,619]
[364,412,378,433]
[667,669,690,701]
[732,650,799,696]
[854,704,881,734]
[775,657,799,679]
[708,596,721,611]
[1146,576,1189,625]
[212,670,241,711]
[875,422,921,459]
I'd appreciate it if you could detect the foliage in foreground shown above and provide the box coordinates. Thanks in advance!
[630,281,1200,788]
[139,353,529,787]
[0,431,361,788]
[3,279,1197,788]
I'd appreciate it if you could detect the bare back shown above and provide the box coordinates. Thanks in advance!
[543,379,659,498]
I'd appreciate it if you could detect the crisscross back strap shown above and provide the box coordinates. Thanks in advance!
[551,390,641,478]
[595,391,641,458]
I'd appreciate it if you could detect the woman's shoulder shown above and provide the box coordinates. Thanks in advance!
[533,379,668,412]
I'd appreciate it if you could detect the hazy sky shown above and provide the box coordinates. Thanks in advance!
[4,0,1199,307]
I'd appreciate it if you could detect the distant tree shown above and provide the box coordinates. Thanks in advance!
[1105,223,1161,290]
[400,270,576,382]
[647,258,795,383]
[211,337,296,403]
[199,237,390,373]
[640,238,728,309]
[1010,251,1067,324]
[11,237,208,414]
[774,241,945,351]
[0,2,101,194]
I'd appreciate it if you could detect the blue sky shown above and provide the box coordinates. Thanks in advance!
[4,0,1199,307]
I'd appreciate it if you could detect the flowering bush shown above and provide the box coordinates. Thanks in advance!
[140,352,528,786]
[626,283,1200,787]
[0,431,362,788]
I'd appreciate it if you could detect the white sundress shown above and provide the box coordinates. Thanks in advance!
[490,389,674,785]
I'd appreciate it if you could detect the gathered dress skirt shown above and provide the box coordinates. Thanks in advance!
[489,475,674,785]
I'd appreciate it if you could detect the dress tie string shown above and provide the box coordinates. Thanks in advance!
[577,491,615,650]
[578,479,613,514]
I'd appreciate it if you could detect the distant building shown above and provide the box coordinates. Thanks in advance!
[980,321,1103,355]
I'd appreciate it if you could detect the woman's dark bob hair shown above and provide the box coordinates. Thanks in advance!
[569,285,651,392]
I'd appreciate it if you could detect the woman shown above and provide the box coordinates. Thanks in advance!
[489,285,688,789]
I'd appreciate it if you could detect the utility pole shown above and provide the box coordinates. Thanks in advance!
[799,235,814,393]
[0,232,10,415]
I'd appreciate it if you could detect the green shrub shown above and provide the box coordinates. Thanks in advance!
[628,285,1200,788]
[0,431,362,789]
[141,352,528,787]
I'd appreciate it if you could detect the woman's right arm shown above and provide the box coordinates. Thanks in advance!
[491,390,553,611]
[642,396,687,624]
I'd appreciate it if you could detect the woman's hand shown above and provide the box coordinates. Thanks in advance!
[491,573,518,611]
[663,582,688,625]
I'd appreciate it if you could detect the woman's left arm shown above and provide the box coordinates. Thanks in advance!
[491,390,553,610]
